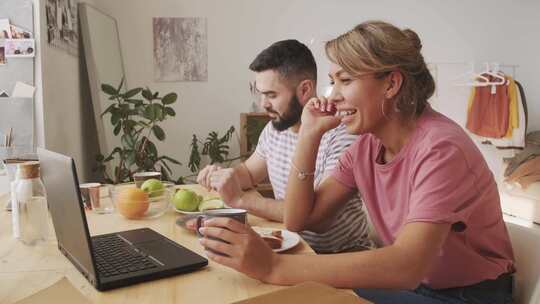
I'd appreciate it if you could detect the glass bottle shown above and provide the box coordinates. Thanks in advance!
[11,161,49,245]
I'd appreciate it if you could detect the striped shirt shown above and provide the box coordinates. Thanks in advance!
[255,122,372,253]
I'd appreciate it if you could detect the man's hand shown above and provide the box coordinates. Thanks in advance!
[209,168,244,207]
[197,164,223,190]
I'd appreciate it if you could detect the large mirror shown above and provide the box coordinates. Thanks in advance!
[79,3,125,172]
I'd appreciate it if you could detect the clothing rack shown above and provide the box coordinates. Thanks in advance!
[429,61,519,79]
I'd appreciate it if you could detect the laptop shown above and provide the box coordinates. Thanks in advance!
[38,148,208,291]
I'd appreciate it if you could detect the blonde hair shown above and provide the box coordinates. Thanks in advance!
[325,20,435,118]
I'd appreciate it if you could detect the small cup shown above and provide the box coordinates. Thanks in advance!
[196,208,247,238]
[133,171,161,188]
[80,183,113,214]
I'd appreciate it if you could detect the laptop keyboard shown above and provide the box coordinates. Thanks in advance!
[92,234,158,277]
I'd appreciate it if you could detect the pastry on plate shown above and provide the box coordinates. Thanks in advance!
[256,228,283,249]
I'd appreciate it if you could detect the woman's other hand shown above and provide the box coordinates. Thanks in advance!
[301,97,341,137]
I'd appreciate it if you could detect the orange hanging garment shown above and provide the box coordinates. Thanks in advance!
[466,75,509,138]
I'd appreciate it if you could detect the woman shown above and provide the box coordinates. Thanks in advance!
[198,21,515,304]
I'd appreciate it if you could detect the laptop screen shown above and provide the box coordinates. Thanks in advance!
[38,148,97,282]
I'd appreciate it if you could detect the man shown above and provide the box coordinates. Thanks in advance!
[197,39,372,253]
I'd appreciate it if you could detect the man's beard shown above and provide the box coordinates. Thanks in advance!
[268,95,303,131]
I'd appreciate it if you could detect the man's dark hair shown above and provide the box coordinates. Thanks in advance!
[249,39,317,85]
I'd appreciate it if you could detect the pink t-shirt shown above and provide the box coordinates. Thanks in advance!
[331,107,514,289]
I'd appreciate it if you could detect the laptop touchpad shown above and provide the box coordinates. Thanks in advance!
[137,241,204,266]
[119,229,161,244]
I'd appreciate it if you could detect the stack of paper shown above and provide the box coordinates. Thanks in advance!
[14,278,92,304]
[234,282,369,304]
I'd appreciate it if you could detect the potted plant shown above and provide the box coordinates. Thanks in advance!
[95,80,259,185]
[95,78,182,184]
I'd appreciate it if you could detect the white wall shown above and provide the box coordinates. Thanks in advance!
[91,0,540,179]
[36,0,100,182]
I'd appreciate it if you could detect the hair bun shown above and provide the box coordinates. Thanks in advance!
[403,28,422,51]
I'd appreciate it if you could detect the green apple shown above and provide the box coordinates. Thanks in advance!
[140,178,165,197]
[172,189,202,211]
[198,199,225,212]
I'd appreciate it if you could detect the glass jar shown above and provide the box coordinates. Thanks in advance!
[11,161,49,245]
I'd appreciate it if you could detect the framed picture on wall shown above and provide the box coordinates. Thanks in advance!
[9,24,33,39]
[4,39,35,58]
[0,45,6,64]
[0,19,10,39]
[153,17,208,82]
[45,0,79,56]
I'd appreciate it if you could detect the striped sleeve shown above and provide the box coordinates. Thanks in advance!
[322,124,358,176]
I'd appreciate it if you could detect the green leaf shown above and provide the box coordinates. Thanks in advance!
[124,120,137,132]
[126,150,136,167]
[142,89,153,101]
[143,104,160,120]
[160,159,173,174]
[125,99,143,106]
[152,125,165,141]
[161,166,171,182]
[120,103,130,112]
[137,121,151,128]
[101,84,117,95]
[101,104,115,117]
[160,155,181,165]
[143,106,155,120]
[111,113,121,125]
[164,107,176,117]
[138,106,147,116]
[188,135,201,173]
[146,140,158,156]
[121,134,135,148]
[155,104,165,120]
[161,93,178,105]
[113,123,122,135]
[201,126,235,165]
[116,77,125,92]
[123,88,143,99]
[118,105,130,118]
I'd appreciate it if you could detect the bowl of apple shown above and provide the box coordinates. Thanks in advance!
[112,179,173,219]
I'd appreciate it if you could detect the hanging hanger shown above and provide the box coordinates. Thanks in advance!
[479,62,506,85]
[453,62,490,87]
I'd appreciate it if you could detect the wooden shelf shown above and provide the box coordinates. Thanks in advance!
[240,112,274,198]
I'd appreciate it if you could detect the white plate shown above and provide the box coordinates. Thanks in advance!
[173,206,231,215]
[252,226,301,253]
[173,207,203,215]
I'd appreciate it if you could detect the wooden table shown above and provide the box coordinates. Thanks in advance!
[0,185,316,304]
